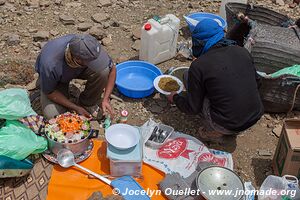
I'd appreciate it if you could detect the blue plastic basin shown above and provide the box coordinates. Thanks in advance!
[116,61,162,98]
[186,12,227,32]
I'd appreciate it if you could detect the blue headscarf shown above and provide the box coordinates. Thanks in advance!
[192,18,225,56]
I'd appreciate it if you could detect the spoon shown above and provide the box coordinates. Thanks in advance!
[57,149,151,200]
[159,131,168,143]
[154,129,162,142]
[57,149,111,185]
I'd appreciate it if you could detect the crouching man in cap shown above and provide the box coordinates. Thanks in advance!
[35,34,116,119]
[167,18,264,141]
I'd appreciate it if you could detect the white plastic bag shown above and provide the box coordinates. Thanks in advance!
[245,182,255,200]
[258,175,300,200]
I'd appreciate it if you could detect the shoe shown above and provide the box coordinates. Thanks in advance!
[197,127,225,143]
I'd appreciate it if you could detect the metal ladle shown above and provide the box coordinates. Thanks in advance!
[57,149,111,185]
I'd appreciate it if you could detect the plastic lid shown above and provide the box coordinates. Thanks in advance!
[121,110,128,117]
[144,23,152,31]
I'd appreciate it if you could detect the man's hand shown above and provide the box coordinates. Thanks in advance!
[102,65,116,119]
[75,106,92,118]
[102,98,114,118]
[166,92,177,103]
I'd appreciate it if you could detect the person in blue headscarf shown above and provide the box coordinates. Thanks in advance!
[167,17,264,142]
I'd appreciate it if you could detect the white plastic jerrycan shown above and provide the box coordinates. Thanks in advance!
[139,14,180,65]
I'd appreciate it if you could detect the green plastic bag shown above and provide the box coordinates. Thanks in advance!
[0,88,36,120]
[271,65,300,78]
[0,120,47,160]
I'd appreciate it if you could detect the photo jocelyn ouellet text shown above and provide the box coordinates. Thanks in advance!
[112,187,297,198]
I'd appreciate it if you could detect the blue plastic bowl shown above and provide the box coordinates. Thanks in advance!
[186,12,227,32]
[116,61,162,98]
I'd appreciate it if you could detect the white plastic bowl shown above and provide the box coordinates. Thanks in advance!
[105,124,140,150]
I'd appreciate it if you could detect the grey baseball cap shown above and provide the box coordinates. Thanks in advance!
[69,34,112,73]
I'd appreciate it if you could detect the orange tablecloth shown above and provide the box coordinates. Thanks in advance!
[47,140,166,200]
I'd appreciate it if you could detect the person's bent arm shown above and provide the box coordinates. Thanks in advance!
[102,65,116,117]
[172,67,205,115]
[47,90,91,117]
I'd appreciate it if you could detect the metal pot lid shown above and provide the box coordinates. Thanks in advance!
[196,166,245,200]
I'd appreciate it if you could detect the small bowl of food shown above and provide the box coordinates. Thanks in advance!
[153,75,184,95]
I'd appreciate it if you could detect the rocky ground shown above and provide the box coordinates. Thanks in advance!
[0,0,300,191]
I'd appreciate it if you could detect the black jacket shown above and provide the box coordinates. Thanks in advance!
[174,45,264,132]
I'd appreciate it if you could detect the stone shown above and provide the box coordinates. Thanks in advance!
[132,27,141,40]
[131,40,141,51]
[39,0,50,7]
[66,2,82,8]
[157,100,168,108]
[289,2,297,7]
[272,125,282,137]
[264,114,272,120]
[69,82,82,98]
[25,76,38,91]
[275,0,285,5]
[20,43,28,48]
[98,0,112,7]
[91,13,109,23]
[116,55,128,63]
[39,41,47,48]
[102,21,110,29]
[77,23,93,31]
[73,79,86,85]
[28,28,38,33]
[50,30,59,36]
[89,25,106,40]
[4,84,25,89]
[33,31,49,42]
[101,35,112,46]
[54,0,62,5]
[59,15,75,25]
[105,194,123,200]
[78,17,85,23]
[87,191,104,200]
[110,21,120,27]
[149,104,163,113]
[26,0,39,8]
[258,150,272,157]
[0,0,6,6]
[6,34,20,46]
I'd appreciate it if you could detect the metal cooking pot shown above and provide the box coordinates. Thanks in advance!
[196,166,245,200]
[39,126,98,156]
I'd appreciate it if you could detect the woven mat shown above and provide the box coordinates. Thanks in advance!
[0,156,53,200]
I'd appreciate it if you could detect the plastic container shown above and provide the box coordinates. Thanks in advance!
[145,123,174,149]
[119,110,128,123]
[109,159,142,177]
[219,0,247,20]
[116,61,162,98]
[139,14,180,65]
[258,175,300,200]
[184,12,227,32]
[107,129,143,177]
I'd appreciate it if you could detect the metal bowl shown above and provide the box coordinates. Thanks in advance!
[196,166,245,200]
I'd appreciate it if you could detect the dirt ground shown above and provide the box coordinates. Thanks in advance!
[0,0,300,190]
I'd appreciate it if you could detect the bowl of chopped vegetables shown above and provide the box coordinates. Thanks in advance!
[44,112,98,156]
